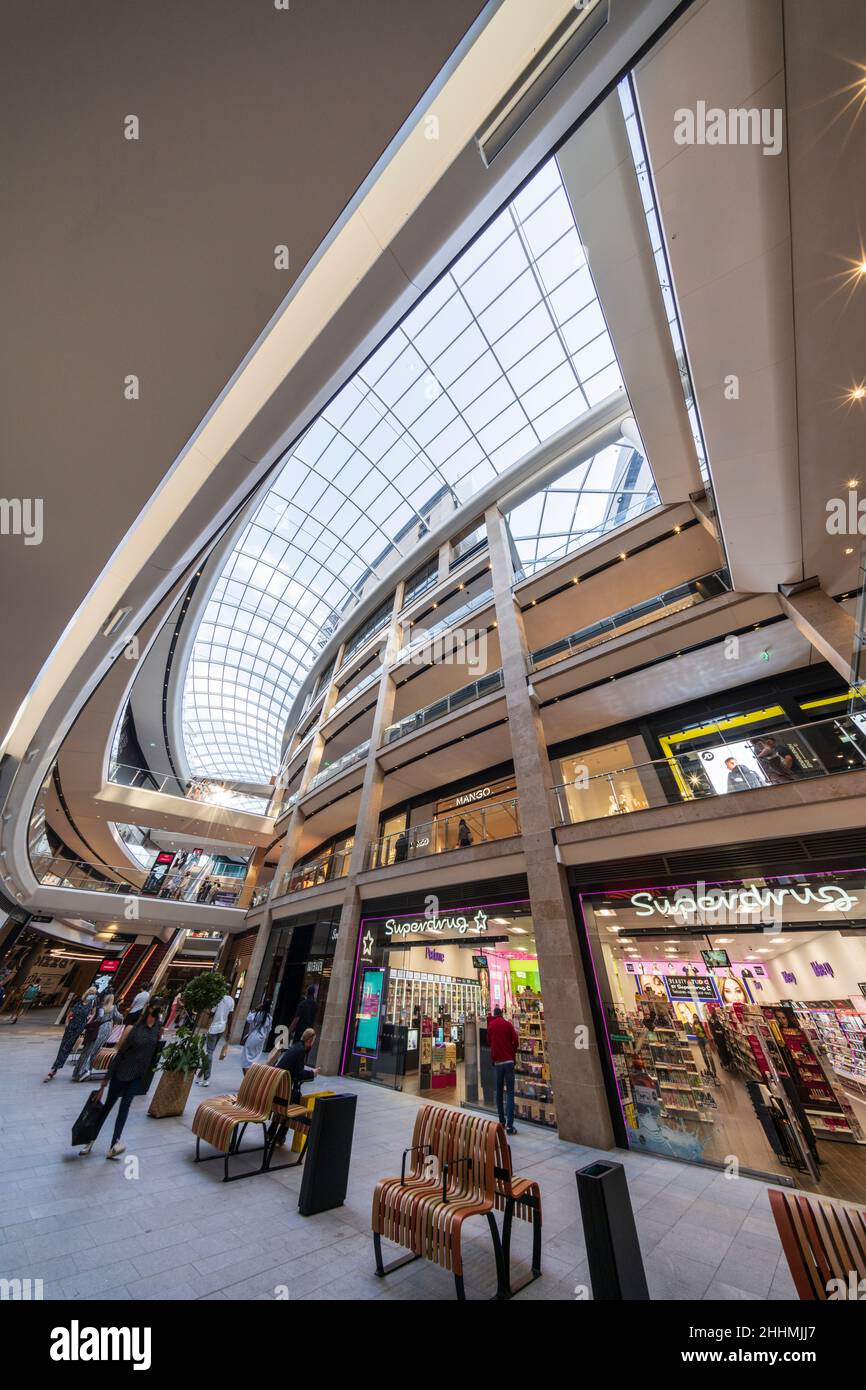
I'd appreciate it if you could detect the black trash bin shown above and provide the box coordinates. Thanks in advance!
[576,1159,649,1300]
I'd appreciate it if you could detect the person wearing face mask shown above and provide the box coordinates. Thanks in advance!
[78,1004,163,1159]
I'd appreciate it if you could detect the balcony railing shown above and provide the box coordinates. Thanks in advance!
[530,569,730,672]
[367,797,521,869]
[383,668,504,745]
[515,494,659,579]
[30,853,245,906]
[277,845,353,897]
[107,762,271,814]
[305,738,370,793]
[329,664,383,718]
[396,586,495,664]
[552,714,866,826]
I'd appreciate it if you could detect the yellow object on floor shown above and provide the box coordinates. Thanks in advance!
[291,1090,335,1152]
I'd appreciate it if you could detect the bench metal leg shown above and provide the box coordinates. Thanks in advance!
[500,1198,542,1297]
[486,1211,509,1300]
[373,1231,420,1278]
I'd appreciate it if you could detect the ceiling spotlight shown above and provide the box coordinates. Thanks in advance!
[849,385,866,402]
[848,478,860,488]
[619,551,628,561]
[770,937,788,944]
[572,576,579,585]
[845,547,854,555]
[715,937,734,944]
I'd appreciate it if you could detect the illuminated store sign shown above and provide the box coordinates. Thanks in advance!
[384,908,489,938]
[628,882,859,922]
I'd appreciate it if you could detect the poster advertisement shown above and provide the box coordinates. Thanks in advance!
[353,967,385,1056]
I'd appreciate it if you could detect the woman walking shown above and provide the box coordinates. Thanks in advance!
[241,1001,272,1074]
[79,1003,163,1159]
[73,992,123,1081]
[44,989,96,1080]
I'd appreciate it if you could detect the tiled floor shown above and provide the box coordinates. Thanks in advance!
[0,1012,798,1301]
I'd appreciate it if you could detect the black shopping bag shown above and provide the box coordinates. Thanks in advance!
[71,1089,106,1146]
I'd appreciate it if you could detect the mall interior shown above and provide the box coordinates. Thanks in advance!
[1,0,865,1304]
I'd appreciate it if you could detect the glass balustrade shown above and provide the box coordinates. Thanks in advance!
[329,664,383,717]
[383,668,504,744]
[30,853,247,905]
[367,797,521,869]
[276,845,353,897]
[552,714,866,826]
[305,739,371,792]
[396,587,494,663]
[107,762,271,814]
[530,569,731,672]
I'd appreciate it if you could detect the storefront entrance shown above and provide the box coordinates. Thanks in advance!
[250,910,338,1062]
[580,870,866,1202]
[341,896,557,1129]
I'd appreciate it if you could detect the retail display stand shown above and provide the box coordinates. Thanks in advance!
[515,992,556,1128]
[648,1027,715,1125]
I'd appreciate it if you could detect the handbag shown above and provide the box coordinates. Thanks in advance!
[71,1090,106,1146]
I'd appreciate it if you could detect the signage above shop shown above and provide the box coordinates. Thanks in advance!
[628,881,860,924]
[436,775,516,816]
[384,908,490,938]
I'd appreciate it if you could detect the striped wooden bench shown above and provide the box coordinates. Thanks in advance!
[372,1103,542,1299]
[768,1188,866,1300]
[192,1062,308,1182]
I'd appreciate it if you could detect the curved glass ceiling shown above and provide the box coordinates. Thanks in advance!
[182,155,658,781]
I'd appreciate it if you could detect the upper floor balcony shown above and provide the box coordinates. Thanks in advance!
[529,568,730,673]
[367,796,520,869]
[31,852,248,906]
[552,713,866,827]
[382,668,504,746]
[108,761,272,814]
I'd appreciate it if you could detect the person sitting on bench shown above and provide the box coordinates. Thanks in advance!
[268,1028,320,1147]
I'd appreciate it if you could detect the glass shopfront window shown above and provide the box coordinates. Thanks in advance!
[579,870,866,1202]
[250,910,339,1063]
[342,895,557,1129]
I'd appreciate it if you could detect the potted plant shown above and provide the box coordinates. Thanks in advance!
[147,972,230,1118]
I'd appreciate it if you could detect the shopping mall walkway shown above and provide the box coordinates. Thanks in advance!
[0,1012,796,1301]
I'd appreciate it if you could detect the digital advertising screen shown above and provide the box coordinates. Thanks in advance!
[353,967,385,1057]
[701,948,730,969]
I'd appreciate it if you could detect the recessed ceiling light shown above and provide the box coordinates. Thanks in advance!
[769,937,788,944]
[845,547,854,555]
[848,478,860,488]
[849,386,866,402]
[715,937,734,944]
[619,551,628,561]
[756,949,770,954]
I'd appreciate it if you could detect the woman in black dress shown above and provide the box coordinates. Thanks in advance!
[44,989,97,1080]
[79,1004,163,1159]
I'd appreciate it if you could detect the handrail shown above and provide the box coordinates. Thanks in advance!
[305,738,371,793]
[530,568,730,671]
[395,586,495,663]
[367,796,521,868]
[30,853,247,905]
[551,713,866,826]
[275,845,353,897]
[107,762,271,814]
[383,668,504,745]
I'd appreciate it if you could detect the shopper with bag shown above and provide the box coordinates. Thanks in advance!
[78,1003,163,1159]
[196,989,234,1086]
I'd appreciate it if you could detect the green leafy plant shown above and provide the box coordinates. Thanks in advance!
[158,1024,208,1076]
[183,971,229,1017]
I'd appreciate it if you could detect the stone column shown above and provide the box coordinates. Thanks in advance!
[437,539,451,584]
[485,504,614,1148]
[779,584,856,685]
[317,587,405,1073]
[229,906,272,1042]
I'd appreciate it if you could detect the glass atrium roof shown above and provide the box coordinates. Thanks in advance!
[182,155,659,781]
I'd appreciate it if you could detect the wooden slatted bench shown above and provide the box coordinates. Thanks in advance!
[192,1062,308,1182]
[372,1102,542,1299]
[768,1188,866,1299]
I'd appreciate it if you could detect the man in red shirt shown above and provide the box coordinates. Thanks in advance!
[487,1006,519,1134]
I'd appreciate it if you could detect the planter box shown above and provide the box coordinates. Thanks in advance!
[148,1069,195,1118]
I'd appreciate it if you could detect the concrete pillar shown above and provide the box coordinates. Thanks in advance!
[437,540,451,584]
[317,586,405,1073]
[236,846,267,909]
[779,584,856,685]
[229,906,272,1042]
[485,504,615,1148]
